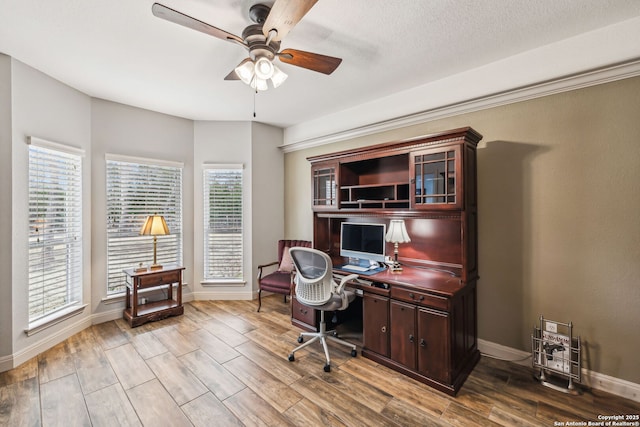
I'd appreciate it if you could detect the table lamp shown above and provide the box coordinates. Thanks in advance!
[385,220,411,272]
[140,214,170,270]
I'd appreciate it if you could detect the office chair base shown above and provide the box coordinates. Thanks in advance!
[287,311,357,371]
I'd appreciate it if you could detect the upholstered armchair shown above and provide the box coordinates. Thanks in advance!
[257,239,312,312]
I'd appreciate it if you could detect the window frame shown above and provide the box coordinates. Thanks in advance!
[27,136,85,329]
[105,154,184,295]
[202,164,244,284]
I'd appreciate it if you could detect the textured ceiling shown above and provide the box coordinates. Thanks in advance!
[1,0,640,130]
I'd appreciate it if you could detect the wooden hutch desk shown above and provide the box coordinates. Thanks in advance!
[293,127,481,395]
[123,265,184,327]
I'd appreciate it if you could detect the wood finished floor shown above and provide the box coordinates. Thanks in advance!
[1,296,638,426]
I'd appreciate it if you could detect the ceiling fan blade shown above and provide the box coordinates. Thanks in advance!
[278,49,342,75]
[224,69,240,80]
[262,0,318,41]
[152,3,244,45]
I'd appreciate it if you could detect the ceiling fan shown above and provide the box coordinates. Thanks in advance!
[151,0,342,91]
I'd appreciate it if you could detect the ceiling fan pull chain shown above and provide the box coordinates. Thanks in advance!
[253,89,257,118]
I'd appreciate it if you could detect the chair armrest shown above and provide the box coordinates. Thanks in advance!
[256,261,279,280]
[336,274,359,294]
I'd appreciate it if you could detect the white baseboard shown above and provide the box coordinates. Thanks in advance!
[478,338,640,403]
[191,291,253,300]
[10,315,93,369]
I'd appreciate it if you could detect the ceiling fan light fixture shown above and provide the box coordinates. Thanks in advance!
[254,57,274,80]
[235,59,255,85]
[251,76,269,91]
[270,65,288,88]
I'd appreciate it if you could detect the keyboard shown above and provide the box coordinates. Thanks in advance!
[342,265,370,272]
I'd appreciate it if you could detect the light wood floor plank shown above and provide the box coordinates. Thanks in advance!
[0,377,41,426]
[152,326,200,356]
[73,345,119,394]
[104,343,155,390]
[38,342,75,385]
[202,317,249,347]
[181,392,244,427]
[84,383,141,427]
[290,374,399,426]
[223,387,296,426]
[40,374,91,427]
[283,397,348,427]
[179,349,246,400]
[235,340,304,386]
[0,357,37,387]
[92,321,129,350]
[146,351,208,405]
[126,378,192,427]
[129,330,169,360]
[184,328,241,363]
[223,355,304,413]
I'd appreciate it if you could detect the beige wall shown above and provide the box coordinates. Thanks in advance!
[284,76,640,384]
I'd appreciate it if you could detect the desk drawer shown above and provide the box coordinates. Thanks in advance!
[292,296,316,326]
[138,270,181,288]
[391,287,449,311]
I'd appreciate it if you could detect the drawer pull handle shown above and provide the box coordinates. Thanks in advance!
[409,293,414,299]
[409,334,414,343]
[419,295,425,301]
[420,339,426,348]
[381,326,387,333]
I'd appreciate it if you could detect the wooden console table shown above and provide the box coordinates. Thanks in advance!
[123,265,184,327]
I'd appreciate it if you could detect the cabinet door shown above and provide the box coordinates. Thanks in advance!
[363,293,389,357]
[410,145,462,210]
[390,300,417,370]
[311,162,338,210]
[417,308,450,383]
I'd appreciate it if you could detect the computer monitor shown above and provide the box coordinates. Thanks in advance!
[340,222,386,263]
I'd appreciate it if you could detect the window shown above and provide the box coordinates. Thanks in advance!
[28,138,83,322]
[106,155,183,294]
[203,165,243,281]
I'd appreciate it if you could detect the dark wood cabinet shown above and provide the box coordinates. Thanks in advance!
[362,293,389,357]
[390,300,417,370]
[417,308,450,384]
[303,126,482,396]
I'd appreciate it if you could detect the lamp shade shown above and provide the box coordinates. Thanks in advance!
[140,215,170,236]
[385,220,411,244]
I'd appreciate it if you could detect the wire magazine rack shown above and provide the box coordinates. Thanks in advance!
[531,315,581,394]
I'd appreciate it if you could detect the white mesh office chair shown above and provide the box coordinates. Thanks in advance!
[287,247,359,372]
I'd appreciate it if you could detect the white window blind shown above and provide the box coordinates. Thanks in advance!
[203,165,243,281]
[106,156,183,294]
[28,142,83,322]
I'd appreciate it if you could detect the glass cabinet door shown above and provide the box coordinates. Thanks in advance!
[312,165,337,208]
[411,146,461,209]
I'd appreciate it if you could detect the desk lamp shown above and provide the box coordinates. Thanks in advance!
[140,214,170,270]
[385,220,411,272]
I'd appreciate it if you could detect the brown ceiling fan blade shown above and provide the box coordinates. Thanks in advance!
[262,0,318,41]
[152,3,244,45]
[278,49,342,75]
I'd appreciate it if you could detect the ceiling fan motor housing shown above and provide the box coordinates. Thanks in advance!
[242,24,279,61]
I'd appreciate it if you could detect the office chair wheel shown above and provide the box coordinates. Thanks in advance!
[351,349,357,357]
[297,336,304,343]
[324,364,331,372]
[288,354,295,362]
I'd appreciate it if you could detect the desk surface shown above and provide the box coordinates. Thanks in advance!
[335,264,464,298]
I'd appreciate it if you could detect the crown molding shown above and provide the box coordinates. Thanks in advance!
[281,59,640,153]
